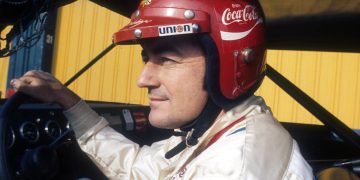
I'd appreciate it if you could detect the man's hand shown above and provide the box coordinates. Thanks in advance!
[10,70,80,109]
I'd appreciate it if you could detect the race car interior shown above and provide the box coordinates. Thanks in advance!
[1,0,360,179]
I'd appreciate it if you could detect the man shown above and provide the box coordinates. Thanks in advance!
[11,0,313,179]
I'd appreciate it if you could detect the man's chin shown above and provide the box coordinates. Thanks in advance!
[149,113,166,128]
[149,122,175,129]
[148,114,178,129]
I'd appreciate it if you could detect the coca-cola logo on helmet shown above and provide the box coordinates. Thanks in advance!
[219,3,263,41]
[222,4,259,25]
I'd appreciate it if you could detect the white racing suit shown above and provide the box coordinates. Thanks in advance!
[63,96,313,180]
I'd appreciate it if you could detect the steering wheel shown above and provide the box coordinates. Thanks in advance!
[0,92,72,180]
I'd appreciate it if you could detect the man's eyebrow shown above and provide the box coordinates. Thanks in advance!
[152,44,182,57]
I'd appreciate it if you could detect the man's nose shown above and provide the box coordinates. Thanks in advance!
[137,62,160,88]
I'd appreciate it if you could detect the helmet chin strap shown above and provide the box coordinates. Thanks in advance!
[165,98,221,159]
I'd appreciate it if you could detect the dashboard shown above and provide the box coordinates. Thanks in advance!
[1,101,172,179]
[5,101,172,149]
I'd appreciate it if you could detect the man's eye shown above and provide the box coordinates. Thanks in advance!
[159,57,175,63]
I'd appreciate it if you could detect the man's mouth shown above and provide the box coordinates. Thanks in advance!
[148,94,168,103]
[148,89,169,105]
[149,96,167,101]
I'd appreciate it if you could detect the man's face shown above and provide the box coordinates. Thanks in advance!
[137,36,208,129]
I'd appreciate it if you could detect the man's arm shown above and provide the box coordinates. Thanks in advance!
[11,70,168,179]
[64,100,169,179]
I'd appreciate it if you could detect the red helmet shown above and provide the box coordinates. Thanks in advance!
[113,0,266,108]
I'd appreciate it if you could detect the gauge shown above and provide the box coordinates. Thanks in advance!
[6,127,15,149]
[45,120,62,139]
[66,121,71,129]
[19,122,40,143]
